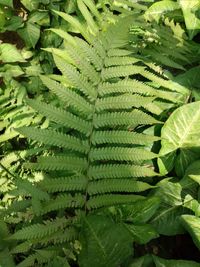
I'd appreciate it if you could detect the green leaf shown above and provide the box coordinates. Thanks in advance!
[184,160,200,185]
[174,66,200,90]
[153,255,200,267]
[20,0,39,11]
[150,178,194,235]
[4,16,23,31]
[121,197,161,224]
[158,101,200,176]
[0,249,15,267]
[29,11,50,26]
[125,223,159,244]
[0,43,25,63]
[0,221,9,250]
[179,0,200,40]
[145,0,180,22]
[0,0,13,7]
[181,214,200,250]
[18,22,40,48]
[78,215,133,267]
[128,255,153,267]
[0,64,24,77]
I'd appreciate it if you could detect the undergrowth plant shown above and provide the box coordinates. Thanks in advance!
[1,0,200,266]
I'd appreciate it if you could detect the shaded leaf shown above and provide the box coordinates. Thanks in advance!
[78,215,133,267]
[18,22,40,48]
[150,178,195,235]
[0,0,13,7]
[125,223,159,244]
[181,214,200,250]
[153,254,200,267]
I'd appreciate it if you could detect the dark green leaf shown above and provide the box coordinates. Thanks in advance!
[0,0,13,7]
[181,215,200,250]
[153,255,200,267]
[150,178,195,235]
[20,0,39,11]
[78,215,133,267]
[125,223,159,244]
[18,22,40,48]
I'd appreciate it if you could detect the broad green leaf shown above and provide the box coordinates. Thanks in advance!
[0,0,13,7]
[18,22,40,48]
[0,6,5,29]
[183,194,200,217]
[4,16,23,31]
[129,255,153,267]
[125,223,159,244]
[0,44,25,63]
[0,249,15,267]
[145,1,180,22]
[158,101,200,176]
[20,0,39,11]
[150,178,195,235]
[0,64,24,77]
[121,197,160,224]
[184,160,200,185]
[78,215,132,267]
[179,0,200,40]
[174,149,200,177]
[29,11,50,26]
[175,66,200,90]
[153,255,200,267]
[181,215,200,250]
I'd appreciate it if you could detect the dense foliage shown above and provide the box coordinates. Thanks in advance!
[1,0,200,266]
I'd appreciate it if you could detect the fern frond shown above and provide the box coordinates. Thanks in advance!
[40,76,93,116]
[87,194,145,209]
[94,110,159,128]
[108,49,133,57]
[98,80,159,97]
[39,176,87,192]
[88,179,154,195]
[89,147,157,162]
[26,99,92,135]
[91,131,160,145]
[63,43,100,84]
[53,55,97,101]
[88,164,157,179]
[11,241,32,254]
[16,253,36,267]
[24,156,87,172]
[96,94,155,111]
[101,65,145,80]
[15,179,49,200]
[17,127,89,154]
[39,226,77,245]
[141,69,189,95]
[105,56,140,67]
[74,37,103,70]
[9,217,69,240]
[39,194,85,215]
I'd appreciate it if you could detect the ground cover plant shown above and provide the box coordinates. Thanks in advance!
[0,0,200,266]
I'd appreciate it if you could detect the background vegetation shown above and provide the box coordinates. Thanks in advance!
[1,0,200,266]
